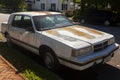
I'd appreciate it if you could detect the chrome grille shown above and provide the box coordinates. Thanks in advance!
[94,41,108,52]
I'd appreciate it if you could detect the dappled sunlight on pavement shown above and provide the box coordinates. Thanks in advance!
[107,46,120,69]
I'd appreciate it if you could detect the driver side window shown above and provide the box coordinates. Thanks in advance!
[21,16,34,31]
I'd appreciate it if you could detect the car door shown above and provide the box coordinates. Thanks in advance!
[19,15,38,54]
[9,15,23,44]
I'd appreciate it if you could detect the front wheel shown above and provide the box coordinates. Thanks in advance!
[43,50,59,71]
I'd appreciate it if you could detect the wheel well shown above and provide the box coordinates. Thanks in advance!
[39,45,60,70]
[39,45,59,62]
[39,45,55,55]
[4,32,8,38]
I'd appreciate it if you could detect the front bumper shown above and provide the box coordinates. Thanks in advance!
[58,43,119,70]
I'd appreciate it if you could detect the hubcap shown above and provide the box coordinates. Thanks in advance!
[44,53,54,69]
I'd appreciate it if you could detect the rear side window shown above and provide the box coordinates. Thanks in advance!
[12,15,22,27]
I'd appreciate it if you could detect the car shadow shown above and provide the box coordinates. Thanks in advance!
[55,63,120,80]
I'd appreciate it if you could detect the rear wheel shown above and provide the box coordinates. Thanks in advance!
[6,34,12,46]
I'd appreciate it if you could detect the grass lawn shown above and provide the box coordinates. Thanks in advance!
[0,34,3,40]
[0,34,61,80]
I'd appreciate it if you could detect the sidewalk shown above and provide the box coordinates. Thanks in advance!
[0,55,26,80]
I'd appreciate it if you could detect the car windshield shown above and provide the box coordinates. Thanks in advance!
[33,15,73,31]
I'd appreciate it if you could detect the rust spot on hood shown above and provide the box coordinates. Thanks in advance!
[46,26,100,40]
[76,26,104,35]
[47,30,58,35]
[60,27,95,39]
[46,30,78,41]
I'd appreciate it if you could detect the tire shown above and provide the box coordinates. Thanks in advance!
[6,34,12,46]
[42,49,59,71]
[80,19,85,24]
[104,20,110,26]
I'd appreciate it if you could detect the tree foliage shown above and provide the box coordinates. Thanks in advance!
[79,0,120,12]
[109,0,120,12]
[73,0,81,3]
[73,0,120,21]
[0,0,26,12]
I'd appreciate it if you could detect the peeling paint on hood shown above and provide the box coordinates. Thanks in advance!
[42,25,112,48]
[46,25,105,41]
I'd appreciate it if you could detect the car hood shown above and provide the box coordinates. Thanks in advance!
[41,25,113,49]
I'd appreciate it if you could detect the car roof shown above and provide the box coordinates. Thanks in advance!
[12,11,61,16]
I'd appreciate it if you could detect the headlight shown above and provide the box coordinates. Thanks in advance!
[71,46,92,57]
[108,37,115,45]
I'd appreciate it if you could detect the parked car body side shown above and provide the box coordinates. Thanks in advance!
[1,11,119,71]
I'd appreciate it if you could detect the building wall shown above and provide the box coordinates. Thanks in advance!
[30,0,74,11]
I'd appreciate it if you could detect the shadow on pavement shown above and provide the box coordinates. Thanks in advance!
[55,64,120,80]
[94,64,120,80]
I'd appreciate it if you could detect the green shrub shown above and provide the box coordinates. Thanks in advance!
[0,34,3,40]
[73,9,81,21]
[73,7,96,21]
